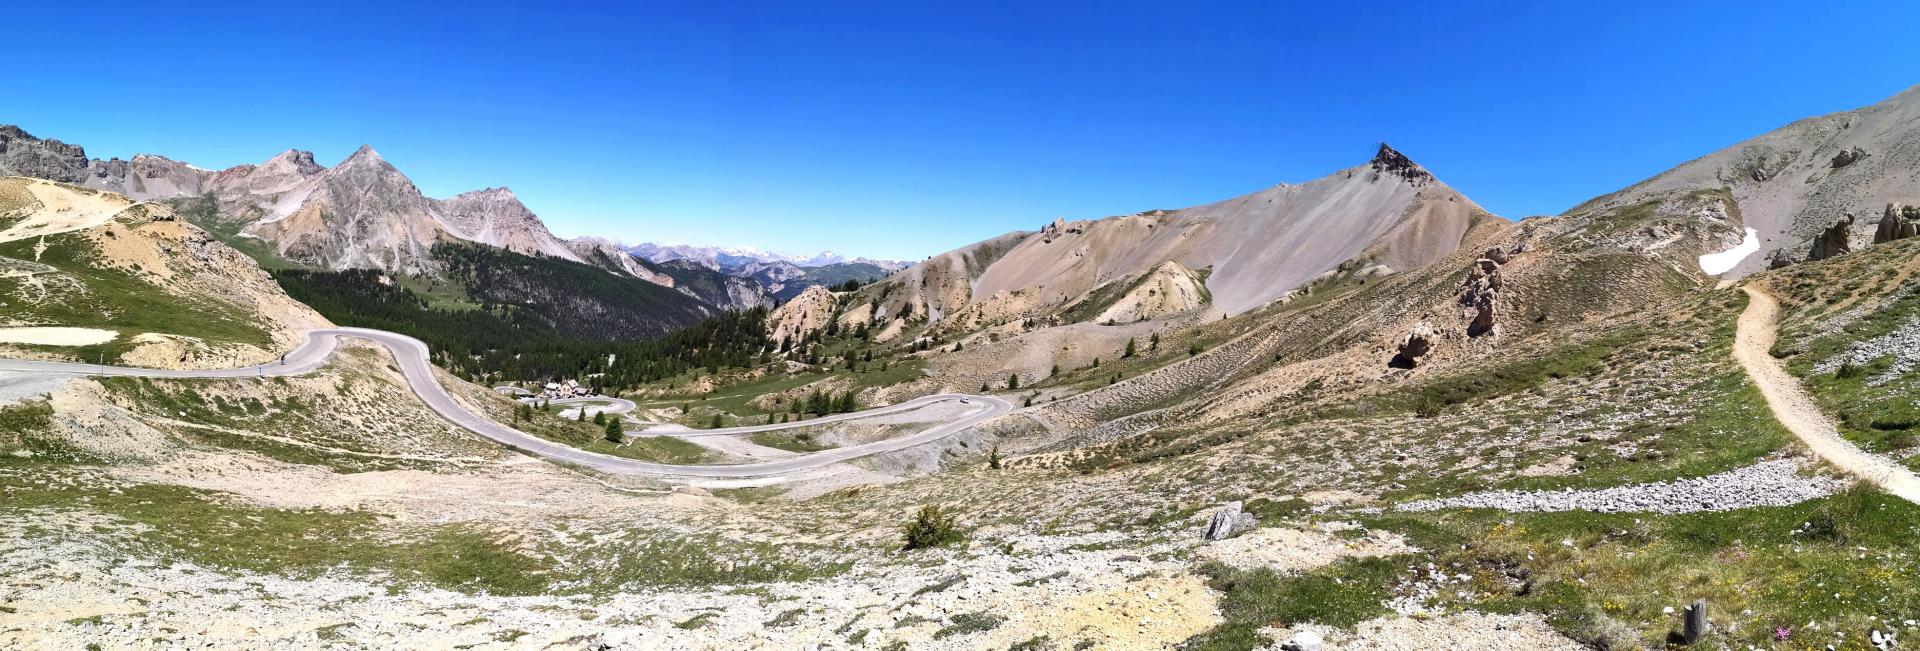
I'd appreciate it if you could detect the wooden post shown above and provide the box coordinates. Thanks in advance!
[1682,599,1707,644]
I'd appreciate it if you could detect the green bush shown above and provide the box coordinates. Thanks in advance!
[902,505,964,550]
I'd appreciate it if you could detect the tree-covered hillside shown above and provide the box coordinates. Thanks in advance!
[272,249,775,387]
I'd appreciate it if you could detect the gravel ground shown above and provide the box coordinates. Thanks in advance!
[0,371,71,406]
[0,509,1220,650]
[1273,612,1584,650]
[1397,459,1847,514]
[1813,312,1920,386]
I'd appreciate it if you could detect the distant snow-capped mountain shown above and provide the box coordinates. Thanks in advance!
[626,242,907,273]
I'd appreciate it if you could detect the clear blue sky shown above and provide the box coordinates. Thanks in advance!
[12,1,1920,260]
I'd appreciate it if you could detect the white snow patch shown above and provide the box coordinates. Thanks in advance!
[0,327,118,346]
[1698,228,1759,275]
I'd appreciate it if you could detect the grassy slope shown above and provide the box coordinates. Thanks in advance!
[0,232,271,363]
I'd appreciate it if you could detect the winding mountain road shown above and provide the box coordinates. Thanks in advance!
[0,327,1011,479]
[1734,287,1920,503]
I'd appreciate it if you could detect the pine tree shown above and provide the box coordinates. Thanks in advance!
[1091,357,1100,369]
[1124,337,1137,358]
[710,414,725,429]
[592,411,606,425]
[988,445,1002,470]
[1007,373,1019,390]
[1050,364,1060,377]
[1150,332,1160,352]
[954,341,964,352]
[603,418,623,443]
[576,406,586,421]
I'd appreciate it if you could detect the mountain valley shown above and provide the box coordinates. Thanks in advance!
[4,82,1920,651]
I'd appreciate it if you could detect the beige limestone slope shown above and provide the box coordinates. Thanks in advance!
[0,177,330,367]
[0,177,138,244]
[1090,260,1210,323]
[861,146,1487,347]
[969,147,1484,317]
[767,284,839,346]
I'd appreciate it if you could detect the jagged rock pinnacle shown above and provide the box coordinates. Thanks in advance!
[1370,142,1432,185]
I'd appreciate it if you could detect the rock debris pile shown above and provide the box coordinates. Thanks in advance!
[1398,460,1847,514]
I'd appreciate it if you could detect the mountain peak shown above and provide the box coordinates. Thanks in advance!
[265,149,323,175]
[341,144,386,166]
[1369,142,1432,184]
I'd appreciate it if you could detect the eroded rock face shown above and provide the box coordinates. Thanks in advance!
[0,125,88,183]
[1391,322,1437,369]
[1202,501,1256,541]
[1876,203,1919,244]
[1041,217,1066,243]
[1462,247,1506,338]
[1807,214,1854,261]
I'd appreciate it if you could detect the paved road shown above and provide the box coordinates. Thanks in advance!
[0,327,1011,479]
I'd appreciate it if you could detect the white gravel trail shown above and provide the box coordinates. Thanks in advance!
[1735,286,1920,503]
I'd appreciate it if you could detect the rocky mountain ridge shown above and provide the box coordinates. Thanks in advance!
[0,126,632,278]
[0,124,907,313]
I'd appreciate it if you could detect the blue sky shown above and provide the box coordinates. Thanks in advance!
[12,2,1920,260]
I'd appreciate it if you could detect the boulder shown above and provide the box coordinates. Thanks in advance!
[1202,501,1256,541]
[1391,322,1437,369]
[1806,214,1854,261]
[1830,146,1868,168]
[1875,203,1919,244]
[1282,631,1326,651]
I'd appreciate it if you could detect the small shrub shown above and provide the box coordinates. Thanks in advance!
[902,505,964,550]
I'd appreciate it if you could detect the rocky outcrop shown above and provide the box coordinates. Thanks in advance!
[1806,214,1854,261]
[87,154,214,201]
[1462,246,1507,337]
[1876,203,1919,244]
[1391,322,1437,369]
[1830,146,1868,168]
[0,125,88,183]
[1369,142,1433,186]
[1038,217,1082,243]
[1202,501,1256,541]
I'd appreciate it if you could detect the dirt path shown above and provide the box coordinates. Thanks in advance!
[1734,286,1920,503]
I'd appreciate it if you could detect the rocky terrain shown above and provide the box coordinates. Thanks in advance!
[7,84,1920,651]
